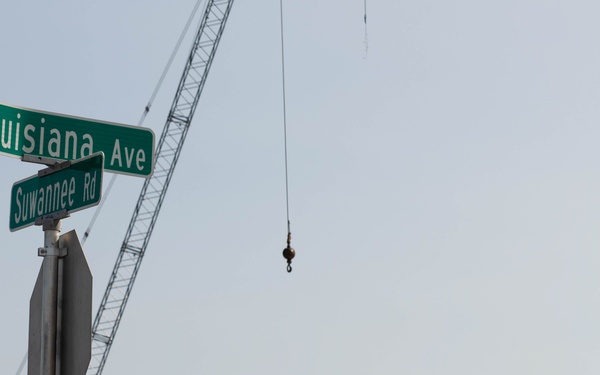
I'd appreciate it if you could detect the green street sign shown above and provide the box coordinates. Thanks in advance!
[10,152,104,232]
[0,102,154,177]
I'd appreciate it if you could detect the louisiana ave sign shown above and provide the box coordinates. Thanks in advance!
[10,152,104,231]
[0,102,154,177]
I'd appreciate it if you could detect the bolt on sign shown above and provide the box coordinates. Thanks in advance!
[0,102,154,177]
[10,152,104,232]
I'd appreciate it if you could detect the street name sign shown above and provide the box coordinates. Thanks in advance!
[0,102,154,177]
[10,152,104,231]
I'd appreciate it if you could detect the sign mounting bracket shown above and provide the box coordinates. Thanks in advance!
[21,154,66,168]
[38,160,73,177]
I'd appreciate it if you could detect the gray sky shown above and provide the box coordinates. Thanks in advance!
[2,0,600,374]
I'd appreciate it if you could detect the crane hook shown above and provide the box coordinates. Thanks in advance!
[282,231,295,273]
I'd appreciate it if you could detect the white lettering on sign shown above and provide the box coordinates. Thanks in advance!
[1,114,21,150]
[21,118,94,160]
[1,107,152,176]
[110,139,146,171]
[83,171,97,201]
[13,177,77,225]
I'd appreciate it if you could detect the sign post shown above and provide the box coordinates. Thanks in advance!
[29,230,92,375]
[0,102,154,177]
[39,218,62,375]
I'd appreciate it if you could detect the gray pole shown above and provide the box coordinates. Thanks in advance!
[40,219,62,375]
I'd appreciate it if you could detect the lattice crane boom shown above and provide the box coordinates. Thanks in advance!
[87,2,235,374]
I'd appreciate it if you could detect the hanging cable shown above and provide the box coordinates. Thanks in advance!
[81,0,205,245]
[363,0,369,58]
[279,0,295,273]
[139,0,206,126]
[13,352,27,375]
[82,174,116,244]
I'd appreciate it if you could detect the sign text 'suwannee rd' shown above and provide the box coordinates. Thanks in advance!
[10,152,104,231]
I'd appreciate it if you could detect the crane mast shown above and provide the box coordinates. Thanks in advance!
[87,1,235,373]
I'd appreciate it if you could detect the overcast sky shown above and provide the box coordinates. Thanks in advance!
[2,1,600,374]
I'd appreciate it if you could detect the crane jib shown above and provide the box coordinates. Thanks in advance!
[87,1,236,374]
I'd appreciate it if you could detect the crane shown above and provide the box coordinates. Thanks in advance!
[87,1,235,373]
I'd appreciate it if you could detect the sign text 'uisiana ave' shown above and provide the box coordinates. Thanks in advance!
[0,102,154,177]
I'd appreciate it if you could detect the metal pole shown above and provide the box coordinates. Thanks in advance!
[40,219,62,375]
